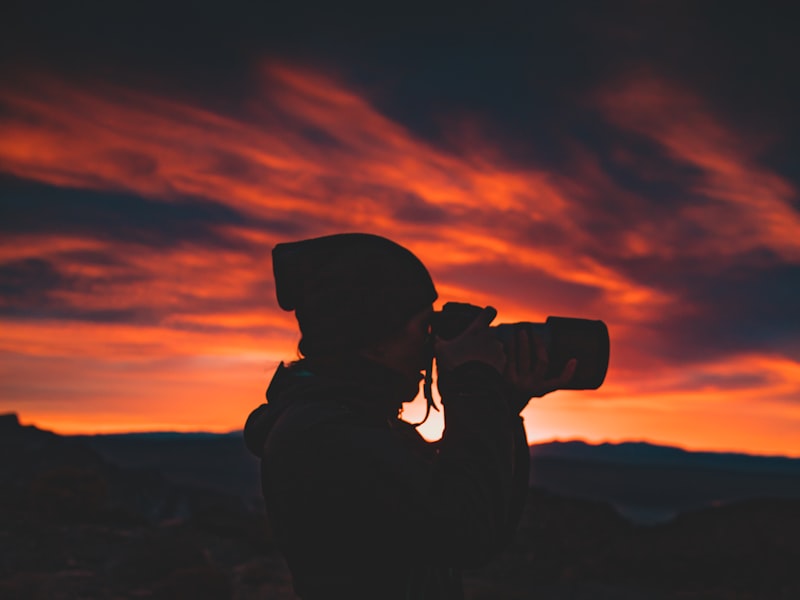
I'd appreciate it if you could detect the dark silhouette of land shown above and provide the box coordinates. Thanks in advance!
[3,412,800,599]
[74,427,800,525]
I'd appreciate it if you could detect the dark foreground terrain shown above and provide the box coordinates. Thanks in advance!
[2,413,799,599]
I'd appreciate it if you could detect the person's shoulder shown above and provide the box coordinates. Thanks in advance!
[269,393,352,441]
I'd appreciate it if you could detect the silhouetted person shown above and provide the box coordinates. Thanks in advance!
[244,233,574,599]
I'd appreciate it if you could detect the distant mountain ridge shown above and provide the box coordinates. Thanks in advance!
[528,439,800,524]
[82,428,800,467]
[529,439,800,475]
[7,414,800,524]
[81,428,800,474]
[5,412,800,598]
[76,431,243,441]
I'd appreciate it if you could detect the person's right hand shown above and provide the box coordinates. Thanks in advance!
[434,306,506,374]
[504,327,577,407]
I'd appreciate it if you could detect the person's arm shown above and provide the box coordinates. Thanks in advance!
[262,359,523,573]
[264,308,568,572]
[429,305,576,561]
[430,360,526,566]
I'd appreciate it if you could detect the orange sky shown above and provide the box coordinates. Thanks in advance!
[1,64,799,456]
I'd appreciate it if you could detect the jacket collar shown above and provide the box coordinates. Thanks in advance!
[277,356,421,423]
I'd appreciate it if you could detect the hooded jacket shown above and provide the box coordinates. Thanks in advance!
[244,356,530,600]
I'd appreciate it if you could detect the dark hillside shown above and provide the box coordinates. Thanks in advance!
[530,454,800,523]
[467,489,800,599]
[0,414,291,599]
[76,432,263,510]
[79,431,800,524]
[3,414,800,599]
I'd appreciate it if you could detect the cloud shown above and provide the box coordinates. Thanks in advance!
[0,175,300,248]
[0,66,661,320]
[0,63,798,452]
[595,74,800,262]
[437,260,605,320]
[652,262,800,361]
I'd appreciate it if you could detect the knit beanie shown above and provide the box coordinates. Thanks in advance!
[272,233,438,357]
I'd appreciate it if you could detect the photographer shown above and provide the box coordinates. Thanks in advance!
[244,233,574,599]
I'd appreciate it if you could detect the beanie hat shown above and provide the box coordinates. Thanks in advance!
[272,233,438,357]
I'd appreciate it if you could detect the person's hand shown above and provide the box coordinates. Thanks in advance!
[505,327,576,405]
[434,306,506,374]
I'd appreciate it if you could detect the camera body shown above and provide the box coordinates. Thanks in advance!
[431,302,610,390]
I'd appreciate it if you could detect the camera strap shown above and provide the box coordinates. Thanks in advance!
[408,354,439,427]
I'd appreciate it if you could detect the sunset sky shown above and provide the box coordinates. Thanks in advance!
[2,2,799,456]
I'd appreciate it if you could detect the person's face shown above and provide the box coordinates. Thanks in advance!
[362,305,434,382]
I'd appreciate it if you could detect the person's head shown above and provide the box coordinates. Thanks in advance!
[272,233,438,380]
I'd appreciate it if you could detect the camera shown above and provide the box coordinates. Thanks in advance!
[431,302,610,390]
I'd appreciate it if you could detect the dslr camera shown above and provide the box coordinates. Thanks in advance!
[431,302,609,390]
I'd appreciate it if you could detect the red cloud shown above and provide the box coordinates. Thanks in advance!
[596,74,800,262]
[1,65,798,455]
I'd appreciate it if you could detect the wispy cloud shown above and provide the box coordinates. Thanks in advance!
[596,73,800,262]
[1,64,798,454]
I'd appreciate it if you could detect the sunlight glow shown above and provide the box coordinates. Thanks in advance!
[1,64,798,455]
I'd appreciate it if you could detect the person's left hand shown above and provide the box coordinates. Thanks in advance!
[504,327,576,408]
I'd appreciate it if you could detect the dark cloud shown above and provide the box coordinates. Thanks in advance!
[622,258,800,364]
[0,258,65,304]
[0,176,300,248]
[439,261,604,316]
[166,321,290,338]
[687,263,800,356]
[1,305,159,325]
[391,193,449,225]
[0,254,147,320]
[568,123,708,216]
[207,150,270,185]
[0,250,276,329]
[0,256,152,324]
[103,149,160,178]
[689,372,773,391]
[520,220,579,254]
[5,1,797,164]
[0,177,299,327]
[2,1,796,220]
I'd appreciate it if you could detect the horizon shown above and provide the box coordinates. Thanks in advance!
[2,4,799,457]
[8,411,800,461]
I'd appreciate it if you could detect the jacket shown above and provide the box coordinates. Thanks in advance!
[244,356,530,599]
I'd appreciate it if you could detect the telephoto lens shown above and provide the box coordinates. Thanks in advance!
[432,302,610,390]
